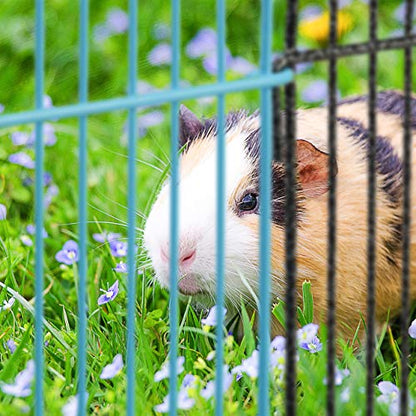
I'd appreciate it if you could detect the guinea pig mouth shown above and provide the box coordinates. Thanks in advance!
[178,274,206,296]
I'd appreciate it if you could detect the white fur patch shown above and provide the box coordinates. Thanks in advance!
[143,121,262,307]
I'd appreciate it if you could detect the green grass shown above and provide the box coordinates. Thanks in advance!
[0,0,416,414]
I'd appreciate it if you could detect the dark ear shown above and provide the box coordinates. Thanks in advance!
[296,139,337,198]
[179,105,204,148]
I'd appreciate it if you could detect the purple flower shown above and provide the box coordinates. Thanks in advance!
[153,22,170,40]
[394,3,416,24]
[55,240,79,265]
[301,80,328,103]
[137,80,157,95]
[27,123,57,147]
[297,323,322,353]
[148,43,171,66]
[377,381,399,414]
[100,354,123,379]
[106,8,128,33]
[155,374,197,413]
[93,24,110,43]
[26,224,48,238]
[6,339,16,354]
[202,50,233,75]
[271,335,286,351]
[20,235,33,247]
[324,368,350,386]
[0,297,15,312]
[186,28,217,58]
[62,393,89,416]
[232,350,259,379]
[1,360,34,397]
[11,131,30,146]
[201,305,227,327]
[201,365,232,399]
[113,262,127,273]
[154,356,185,382]
[0,204,6,220]
[0,104,4,113]
[43,95,53,108]
[9,152,35,169]
[93,231,121,243]
[408,319,416,338]
[300,5,323,21]
[45,184,59,208]
[229,56,257,75]
[138,111,164,128]
[110,240,128,257]
[97,280,119,305]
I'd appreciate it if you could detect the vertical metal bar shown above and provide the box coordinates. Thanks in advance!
[400,1,413,415]
[366,2,377,415]
[215,0,226,413]
[126,0,138,415]
[34,0,45,414]
[169,0,180,414]
[258,0,273,414]
[77,1,89,415]
[284,1,298,415]
[327,1,338,415]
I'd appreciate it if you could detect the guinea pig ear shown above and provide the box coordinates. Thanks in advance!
[179,105,204,148]
[296,139,337,198]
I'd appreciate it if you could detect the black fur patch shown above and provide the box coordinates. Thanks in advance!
[181,110,250,151]
[339,90,416,129]
[337,117,403,204]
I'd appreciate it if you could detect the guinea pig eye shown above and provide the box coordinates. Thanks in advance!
[237,193,258,213]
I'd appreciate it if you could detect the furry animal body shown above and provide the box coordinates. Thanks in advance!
[144,90,416,342]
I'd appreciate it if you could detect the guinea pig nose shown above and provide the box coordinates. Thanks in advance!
[179,249,196,269]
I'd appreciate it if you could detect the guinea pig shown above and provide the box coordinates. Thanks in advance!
[143,90,416,342]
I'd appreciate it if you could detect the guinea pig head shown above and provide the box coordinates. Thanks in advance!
[143,106,334,309]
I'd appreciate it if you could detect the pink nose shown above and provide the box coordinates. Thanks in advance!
[161,247,196,269]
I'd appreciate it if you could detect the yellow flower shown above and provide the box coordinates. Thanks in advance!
[299,10,353,45]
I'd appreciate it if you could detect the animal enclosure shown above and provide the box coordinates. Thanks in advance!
[0,0,415,415]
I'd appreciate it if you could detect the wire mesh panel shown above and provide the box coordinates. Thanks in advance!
[0,0,415,415]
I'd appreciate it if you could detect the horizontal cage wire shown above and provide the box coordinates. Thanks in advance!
[0,0,414,415]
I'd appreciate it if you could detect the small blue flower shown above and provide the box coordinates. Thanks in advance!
[408,319,416,338]
[394,3,416,24]
[106,8,129,33]
[186,28,217,58]
[154,389,195,413]
[0,204,6,220]
[93,24,110,43]
[301,80,328,103]
[201,305,227,327]
[202,50,233,75]
[113,262,127,273]
[27,123,57,147]
[232,350,259,379]
[300,5,323,21]
[137,80,157,95]
[9,152,35,169]
[270,335,286,351]
[138,111,165,128]
[148,43,172,66]
[110,240,128,257]
[0,297,15,312]
[300,335,322,353]
[200,365,232,399]
[324,367,350,386]
[62,393,89,416]
[1,360,34,397]
[93,231,121,243]
[229,56,257,75]
[6,339,16,354]
[26,224,48,238]
[20,235,33,247]
[0,103,4,113]
[11,131,30,146]
[97,280,119,305]
[55,240,79,265]
[100,354,123,379]
[154,356,185,382]
[153,22,170,40]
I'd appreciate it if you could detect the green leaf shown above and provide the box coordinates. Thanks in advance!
[302,281,314,324]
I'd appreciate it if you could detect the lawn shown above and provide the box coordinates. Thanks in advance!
[0,0,415,414]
